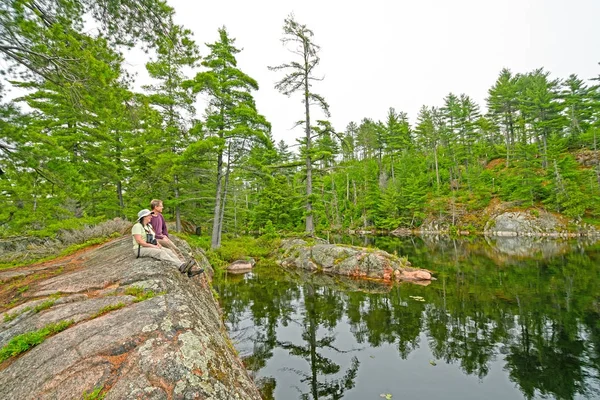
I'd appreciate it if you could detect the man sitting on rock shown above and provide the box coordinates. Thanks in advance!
[150,199,185,261]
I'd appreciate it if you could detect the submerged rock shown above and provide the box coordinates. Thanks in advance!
[0,237,260,400]
[277,239,432,283]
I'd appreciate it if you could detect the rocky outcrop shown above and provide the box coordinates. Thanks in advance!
[484,210,565,236]
[226,259,256,274]
[575,150,600,167]
[0,237,261,400]
[415,201,600,238]
[277,239,432,283]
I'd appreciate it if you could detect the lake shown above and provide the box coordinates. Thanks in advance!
[214,236,600,400]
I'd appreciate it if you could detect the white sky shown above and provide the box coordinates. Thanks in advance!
[5,0,600,147]
[142,0,600,145]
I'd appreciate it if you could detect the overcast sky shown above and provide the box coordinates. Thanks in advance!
[148,0,600,144]
[55,1,600,145]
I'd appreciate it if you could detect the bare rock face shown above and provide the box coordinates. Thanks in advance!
[277,239,432,283]
[484,210,566,237]
[0,237,260,400]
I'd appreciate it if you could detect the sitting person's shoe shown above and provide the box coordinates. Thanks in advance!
[188,268,205,278]
[179,259,195,273]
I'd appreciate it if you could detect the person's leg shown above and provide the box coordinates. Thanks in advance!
[157,238,184,261]
[160,248,182,265]
[138,247,181,267]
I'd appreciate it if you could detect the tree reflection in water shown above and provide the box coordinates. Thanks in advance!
[215,238,600,400]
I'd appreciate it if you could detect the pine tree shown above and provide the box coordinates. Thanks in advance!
[487,68,519,166]
[269,14,329,236]
[142,18,199,231]
[560,74,592,144]
[188,27,270,249]
[518,68,565,169]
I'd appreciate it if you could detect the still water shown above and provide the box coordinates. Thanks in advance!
[214,236,600,400]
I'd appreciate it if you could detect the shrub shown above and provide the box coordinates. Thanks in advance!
[0,320,73,361]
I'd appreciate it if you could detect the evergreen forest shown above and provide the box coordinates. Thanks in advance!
[2,1,600,248]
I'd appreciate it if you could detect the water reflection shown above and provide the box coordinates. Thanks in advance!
[214,237,600,400]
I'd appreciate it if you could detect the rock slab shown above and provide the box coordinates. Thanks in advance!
[0,237,260,400]
[277,239,432,283]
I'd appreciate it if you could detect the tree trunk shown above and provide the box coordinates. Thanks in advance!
[434,144,440,191]
[116,180,124,214]
[218,150,232,246]
[233,184,238,234]
[346,173,350,202]
[304,50,314,235]
[211,151,224,250]
[174,175,181,233]
[32,176,38,212]
[331,175,340,228]
[594,130,600,188]
[391,156,395,185]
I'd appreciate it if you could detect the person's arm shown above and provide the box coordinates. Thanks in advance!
[133,234,161,248]
[133,223,161,248]
[160,214,169,238]
[151,215,165,239]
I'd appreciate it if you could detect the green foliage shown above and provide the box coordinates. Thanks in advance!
[3,309,27,323]
[33,299,56,313]
[3,294,60,322]
[91,303,126,318]
[0,320,73,362]
[0,0,599,240]
[123,287,164,303]
[185,235,280,270]
[82,386,106,400]
[16,285,29,293]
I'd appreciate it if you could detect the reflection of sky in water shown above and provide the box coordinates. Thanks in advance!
[219,237,600,400]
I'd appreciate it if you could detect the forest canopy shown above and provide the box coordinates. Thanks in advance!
[1,1,600,246]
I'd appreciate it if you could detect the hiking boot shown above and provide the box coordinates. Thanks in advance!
[179,259,195,273]
[178,262,187,273]
[188,268,205,278]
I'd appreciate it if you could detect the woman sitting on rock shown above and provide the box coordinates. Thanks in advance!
[132,209,199,276]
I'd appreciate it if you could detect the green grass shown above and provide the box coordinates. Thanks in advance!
[3,294,61,322]
[0,320,74,362]
[3,307,30,323]
[181,235,281,271]
[33,299,56,313]
[123,286,166,303]
[82,386,106,400]
[91,303,126,319]
[16,285,29,293]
